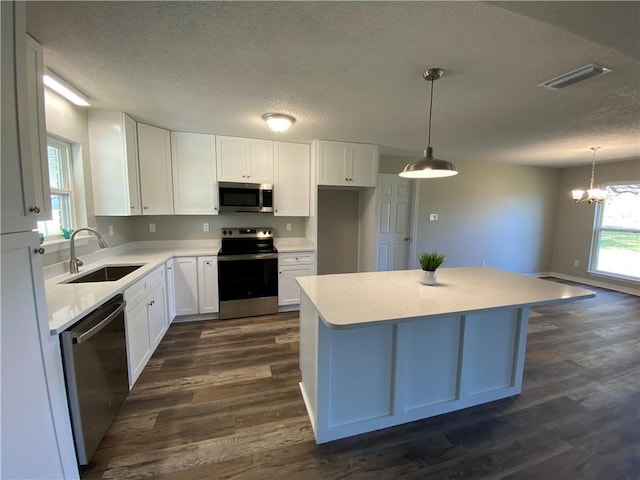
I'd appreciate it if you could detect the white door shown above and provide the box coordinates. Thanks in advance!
[376,174,411,271]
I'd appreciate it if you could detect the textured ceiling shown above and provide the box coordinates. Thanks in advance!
[26,1,640,167]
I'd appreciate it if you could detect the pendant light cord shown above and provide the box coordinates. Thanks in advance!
[427,78,434,148]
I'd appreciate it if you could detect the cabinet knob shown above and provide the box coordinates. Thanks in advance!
[131,206,135,209]
[33,247,45,255]
[29,206,41,214]
[143,206,148,210]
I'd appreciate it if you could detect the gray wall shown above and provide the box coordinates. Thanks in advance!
[551,158,640,288]
[129,214,305,240]
[380,155,560,274]
[317,189,359,274]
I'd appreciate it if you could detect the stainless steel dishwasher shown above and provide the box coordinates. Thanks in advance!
[60,294,128,465]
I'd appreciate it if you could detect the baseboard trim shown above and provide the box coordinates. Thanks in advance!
[539,272,640,296]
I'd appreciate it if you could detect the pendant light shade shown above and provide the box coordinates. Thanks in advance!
[400,147,458,178]
[400,68,458,179]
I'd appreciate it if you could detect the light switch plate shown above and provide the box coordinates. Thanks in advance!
[429,213,438,221]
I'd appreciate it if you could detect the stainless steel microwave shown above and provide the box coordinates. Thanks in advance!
[218,182,274,213]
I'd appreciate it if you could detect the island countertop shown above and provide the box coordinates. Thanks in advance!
[296,267,594,328]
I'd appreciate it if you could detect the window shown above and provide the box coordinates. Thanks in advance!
[37,137,75,238]
[589,182,640,280]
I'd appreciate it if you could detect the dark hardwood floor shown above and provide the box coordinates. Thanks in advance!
[81,280,640,480]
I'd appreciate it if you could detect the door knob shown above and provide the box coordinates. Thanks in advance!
[34,247,45,254]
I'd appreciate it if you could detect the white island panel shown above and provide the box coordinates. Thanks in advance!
[297,267,594,444]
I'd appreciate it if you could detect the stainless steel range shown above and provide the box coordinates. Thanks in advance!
[217,227,278,319]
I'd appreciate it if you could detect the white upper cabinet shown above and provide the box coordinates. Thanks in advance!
[1,3,39,234]
[25,36,51,222]
[137,123,173,215]
[274,142,310,217]
[216,135,273,184]
[88,111,142,216]
[171,132,218,215]
[316,140,378,187]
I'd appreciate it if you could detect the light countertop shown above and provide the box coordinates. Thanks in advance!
[46,241,315,335]
[296,267,595,329]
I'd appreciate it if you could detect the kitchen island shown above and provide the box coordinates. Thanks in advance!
[296,267,594,444]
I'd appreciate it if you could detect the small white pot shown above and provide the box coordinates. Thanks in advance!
[420,270,438,285]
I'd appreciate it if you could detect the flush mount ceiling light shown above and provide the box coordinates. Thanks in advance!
[399,68,458,179]
[571,147,607,204]
[538,63,611,90]
[262,113,296,132]
[43,69,90,106]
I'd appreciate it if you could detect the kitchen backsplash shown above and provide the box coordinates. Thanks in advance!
[128,214,306,241]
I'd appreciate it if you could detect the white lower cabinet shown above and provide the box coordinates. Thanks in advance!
[124,266,168,388]
[173,257,198,316]
[197,256,219,314]
[165,258,176,322]
[278,252,315,306]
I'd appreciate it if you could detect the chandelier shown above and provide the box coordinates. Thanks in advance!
[571,147,607,204]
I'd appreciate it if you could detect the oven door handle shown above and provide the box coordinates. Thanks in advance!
[217,253,278,261]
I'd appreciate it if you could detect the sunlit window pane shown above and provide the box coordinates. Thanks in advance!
[591,182,640,280]
[595,231,640,278]
[38,137,74,239]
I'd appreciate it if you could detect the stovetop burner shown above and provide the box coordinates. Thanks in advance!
[219,227,277,256]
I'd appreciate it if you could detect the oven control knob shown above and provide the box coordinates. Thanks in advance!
[222,230,227,235]
[268,230,272,235]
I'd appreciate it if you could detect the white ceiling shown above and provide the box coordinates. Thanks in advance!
[26,1,640,167]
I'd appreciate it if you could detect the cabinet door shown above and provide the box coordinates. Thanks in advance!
[279,264,314,306]
[25,36,51,222]
[246,139,274,183]
[174,257,198,316]
[350,143,379,187]
[1,1,38,234]
[137,123,174,214]
[1,231,66,478]
[171,132,218,215]
[197,256,219,314]
[216,136,246,182]
[317,141,348,186]
[165,259,176,322]
[88,111,141,215]
[274,142,310,217]
[125,298,150,387]
[147,283,167,350]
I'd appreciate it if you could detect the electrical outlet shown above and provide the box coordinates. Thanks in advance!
[286,223,292,232]
[108,225,114,236]
[574,260,580,267]
[203,223,209,232]
[429,213,438,221]
[149,223,156,233]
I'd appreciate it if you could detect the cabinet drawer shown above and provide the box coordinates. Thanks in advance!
[279,253,315,266]
[124,280,147,307]
[145,266,164,291]
[124,266,164,307]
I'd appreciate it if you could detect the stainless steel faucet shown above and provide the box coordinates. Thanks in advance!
[69,227,108,274]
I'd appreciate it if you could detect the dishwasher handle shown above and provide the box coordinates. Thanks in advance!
[71,300,126,344]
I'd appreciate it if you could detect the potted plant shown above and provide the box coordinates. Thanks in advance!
[418,251,446,285]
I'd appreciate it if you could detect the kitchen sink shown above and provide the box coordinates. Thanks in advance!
[65,265,145,284]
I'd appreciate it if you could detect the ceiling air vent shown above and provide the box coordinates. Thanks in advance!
[538,63,611,90]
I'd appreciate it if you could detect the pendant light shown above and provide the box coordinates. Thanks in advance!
[400,68,458,178]
[571,147,607,204]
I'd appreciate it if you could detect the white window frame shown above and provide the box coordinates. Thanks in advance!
[588,181,640,281]
[38,136,76,239]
